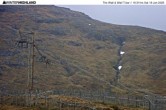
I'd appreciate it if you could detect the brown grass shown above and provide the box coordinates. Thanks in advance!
[0,5,166,95]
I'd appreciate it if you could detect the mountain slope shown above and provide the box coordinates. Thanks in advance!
[0,5,166,95]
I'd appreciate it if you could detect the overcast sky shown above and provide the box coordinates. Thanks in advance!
[60,5,166,32]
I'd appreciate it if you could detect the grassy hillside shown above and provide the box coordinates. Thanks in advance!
[0,6,166,95]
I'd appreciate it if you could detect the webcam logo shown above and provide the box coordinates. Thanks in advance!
[2,1,36,4]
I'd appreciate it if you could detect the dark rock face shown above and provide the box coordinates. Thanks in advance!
[68,41,82,47]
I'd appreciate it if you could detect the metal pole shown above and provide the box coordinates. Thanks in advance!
[27,33,32,106]
[31,32,35,90]
[149,100,151,110]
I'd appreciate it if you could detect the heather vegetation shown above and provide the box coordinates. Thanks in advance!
[0,5,166,96]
